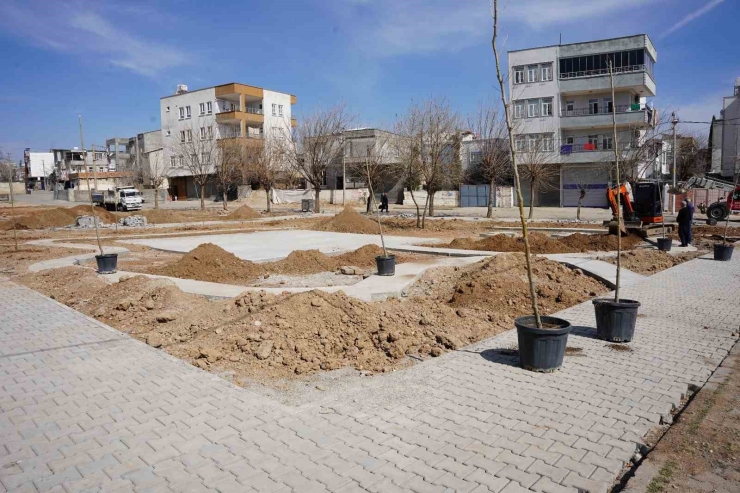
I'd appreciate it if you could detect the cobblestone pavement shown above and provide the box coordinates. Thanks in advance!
[1,253,738,493]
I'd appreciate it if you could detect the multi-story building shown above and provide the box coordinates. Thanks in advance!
[160,83,296,200]
[23,149,54,189]
[508,34,657,208]
[710,78,740,179]
[51,148,109,184]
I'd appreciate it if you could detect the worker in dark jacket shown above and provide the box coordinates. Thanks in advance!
[366,193,372,214]
[380,193,389,213]
[676,200,693,247]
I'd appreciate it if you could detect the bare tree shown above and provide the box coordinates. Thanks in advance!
[287,105,353,213]
[676,132,709,180]
[346,131,400,203]
[468,102,510,218]
[491,0,542,327]
[144,149,167,209]
[515,127,560,220]
[394,106,425,227]
[170,122,220,210]
[242,135,286,212]
[214,138,244,211]
[564,165,602,220]
[0,150,18,251]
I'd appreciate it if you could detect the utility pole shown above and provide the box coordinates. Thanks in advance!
[671,112,679,214]
[342,133,346,206]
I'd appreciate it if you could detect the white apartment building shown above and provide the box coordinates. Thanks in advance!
[710,78,740,178]
[22,149,54,189]
[509,35,657,208]
[160,83,296,200]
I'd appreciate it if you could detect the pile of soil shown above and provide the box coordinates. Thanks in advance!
[228,205,261,220]
[603,250,704,275]
[316,206,379,235]
[153,243,411,284]
[138,210,192,224]
[68,205,118,224]
[436,232,644,254]
[0,205,117,230]
[558,232,644,252]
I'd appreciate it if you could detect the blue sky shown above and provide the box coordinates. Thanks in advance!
[1,0,737,161]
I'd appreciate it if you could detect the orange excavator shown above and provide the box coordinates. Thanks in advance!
[606,181,669,236]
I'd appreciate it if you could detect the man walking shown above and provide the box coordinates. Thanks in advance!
[379,193,389,213]
[676,200,693,247]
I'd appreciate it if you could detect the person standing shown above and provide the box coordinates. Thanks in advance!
[366,193,372,214]
[380,193,389,213]
[676,200,693,247]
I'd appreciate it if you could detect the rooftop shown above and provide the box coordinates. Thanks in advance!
[508,33,653,54]
[161,82,297,100]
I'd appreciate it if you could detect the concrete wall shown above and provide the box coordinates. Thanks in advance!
[0,183,26,194]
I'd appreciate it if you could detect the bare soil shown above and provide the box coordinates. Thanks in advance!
[432,232,644,254]
[0,205,118,230]
[0,245,85,275]
[315,206,380,235]
[603,250,705,275]
[228,205,262,220]
[15,252,609,383]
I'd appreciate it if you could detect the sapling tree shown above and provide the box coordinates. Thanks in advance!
[491,0,541,327]
[608,60,623,301]
[0,151,18,251]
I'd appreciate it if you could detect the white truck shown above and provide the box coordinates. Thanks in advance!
[92,186,143,211]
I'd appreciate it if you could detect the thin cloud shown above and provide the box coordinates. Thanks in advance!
[660,0,726,39]
[0,0,191,78]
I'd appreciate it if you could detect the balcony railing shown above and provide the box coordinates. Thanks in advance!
[560,104,645,117]
[560,142,633,154]
[559,64,646,80]
[245,107,264,115]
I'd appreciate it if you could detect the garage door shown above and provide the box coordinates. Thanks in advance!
[562,167,609,208]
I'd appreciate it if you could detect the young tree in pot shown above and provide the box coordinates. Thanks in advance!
[592,62,640,342]
[363,154,394,276]
[715,171,738,261]
[79,117,116,274]
[491,1,571,372]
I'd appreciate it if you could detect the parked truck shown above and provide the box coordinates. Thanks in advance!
[92,186,143,211]
[682,176,740,223]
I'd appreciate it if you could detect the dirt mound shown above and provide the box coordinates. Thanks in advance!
[154,243,262,283]
[139,210,192,224]
[442,233,579,254]
[228,205,261,220]
[558,232,643,252]
[316,206,379,234]
[603,249,704,275]
[68,205,118,224]
[1,208,78,230]
[334,244,389,266]
[448,254,608,317]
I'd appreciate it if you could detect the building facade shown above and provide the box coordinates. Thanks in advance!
[508,35,657,208]
[23,149,54,189]
[160,83,296,201]
[52,148,109,186]
[710,78,740,178]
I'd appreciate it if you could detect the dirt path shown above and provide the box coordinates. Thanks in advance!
[629,342,740,492]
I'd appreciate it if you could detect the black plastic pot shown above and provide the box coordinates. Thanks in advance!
[375,255,396,276]
[714,243,734,261]
[96,253,118,274]
[515,316,572,372]
[657,238,672,252]
[593,298,640,342]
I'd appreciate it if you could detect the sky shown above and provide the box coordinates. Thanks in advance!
[0,0,738,161]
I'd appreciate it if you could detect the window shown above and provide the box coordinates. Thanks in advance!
[541,98,553,117]
[565,101,574,116]
[186,130,192,143]
[603,97,613,113]
[179,156,184,167]
[94,152,103,160]
[200,127,206,140]
[602,136,614,150]
[366,145,371,157]
[272,104,277,116]
[185,106,191,118]
[588,135,599,146]
[527,100,538,118]
[527,134,538,151]
[206,101,213,114]
[514,67,524,84]
[566,136,574,145]
[170,156,177,168]
[179,107,185,119]
[166,106,170,113]
[514,102,524,119]
[199,103,205,115]
[166,130,171,137]
[542,134,554,152]
[179,131,186,143]
[278,105,283,117]
[201,152,210,164]
[527,65,537,83]
[470,151,482,164]
[207,126,213,139]
[589,99,599,115]
[541,64,552,82]
[515,136,525,152]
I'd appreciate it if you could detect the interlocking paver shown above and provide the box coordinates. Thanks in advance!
[2,252,738,492]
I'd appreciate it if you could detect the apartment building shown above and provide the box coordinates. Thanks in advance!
[22,149,54,189]
[160,83,296,200]
[509,35,657,208]
[52,148,109,184]
[710,78,740,178]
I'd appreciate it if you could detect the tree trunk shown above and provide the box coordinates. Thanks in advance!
[422,194,429,229]
[200,184,206,210]
[266,186,272,212]
[487,180,495,218]
[428,191,435,217]
[222,187,228,211]
[154,187,159,209]
[528,182,535,220]
[313,187,321,213]
[576,199,582,220]
[409,188,421,228]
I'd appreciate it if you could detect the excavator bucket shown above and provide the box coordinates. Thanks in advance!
[608,220,628,236]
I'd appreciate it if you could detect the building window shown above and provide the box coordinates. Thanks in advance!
[527,134,539,151]
[207,126,213,139]
[170,156,177,168]
[515,136,525,152]
[166,106,170,113]
[272,104,277,116]
[527,100,538,118]
[514,102,524,119]
[514,67,524,84]
[179,131,186,143]
[200,127,206,140]
[541,64,552,81]
[179,107,185,120]
[186,130,192,143]
[602,136,614,150]
[588,135,599,147]
[278,105,283,117]
[166,130,171,137]
[603,97,613,113]
[527,65,537,83]
[542,134,554,152]
[199,103,205,115]
[565,101,574,116]
[94,152,103,160]
[201,152,210,164]
[589,99,599,115]
[185,106,191,118]
[179,156,185,167]
[207,102,213,114]
[541,98,553,117]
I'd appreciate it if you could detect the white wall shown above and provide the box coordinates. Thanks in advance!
[263,89,293,136]
[160,88,217,172]
[28,152,54,178]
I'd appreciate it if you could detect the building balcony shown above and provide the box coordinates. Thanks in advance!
[560,105,654,129]
[559,142,634,164]
[216,110,265,126]
[558,65,656,97]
